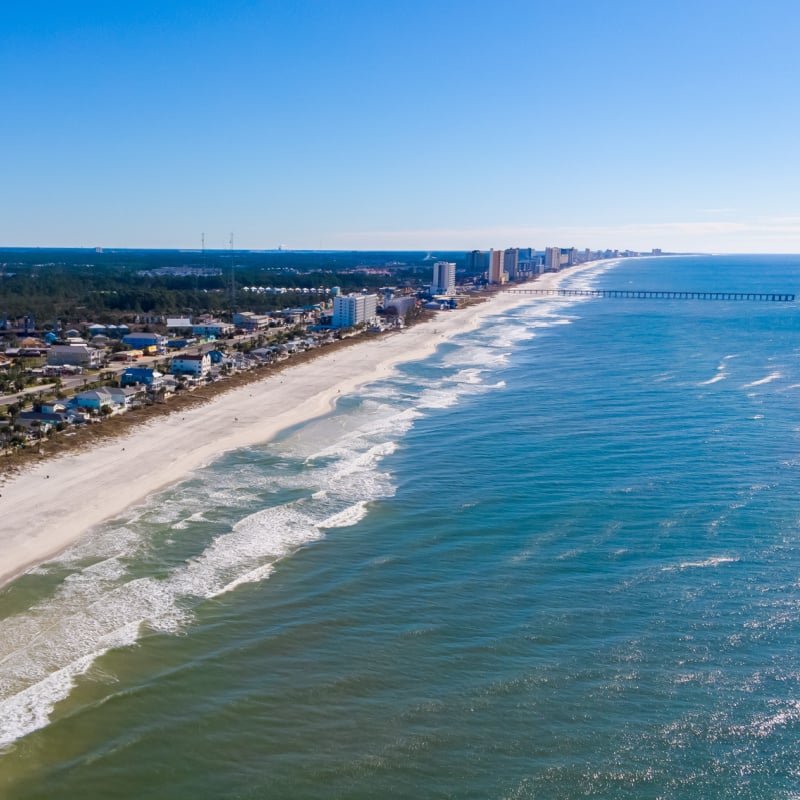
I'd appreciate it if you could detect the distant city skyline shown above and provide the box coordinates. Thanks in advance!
[2,1,800,253]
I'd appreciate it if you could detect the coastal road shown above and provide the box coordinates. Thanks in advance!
[0,384,58,408]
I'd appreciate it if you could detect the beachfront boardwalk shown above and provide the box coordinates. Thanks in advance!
[507,288,796,302]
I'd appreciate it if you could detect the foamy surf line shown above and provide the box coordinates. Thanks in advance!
[661,556,739,571]
[743,371,782,388]
[0,422,403,747]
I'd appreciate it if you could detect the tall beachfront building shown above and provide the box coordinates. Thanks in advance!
[503,248,520,280]
[431,261,456,295]
[488,249,507,284]
[465,250,490,274]
[545,247,561,271]
[332,293,378,328]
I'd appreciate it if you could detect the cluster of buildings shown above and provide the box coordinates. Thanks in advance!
[465,248,541,283]
[1,334,335,448]
[468,247,573,284]
[5,299,401,376]
[466,246,661,284]
[1,243,668,454]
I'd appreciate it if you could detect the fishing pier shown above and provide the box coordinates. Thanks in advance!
[507,289,795,302]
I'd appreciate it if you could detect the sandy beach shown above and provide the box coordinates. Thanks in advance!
[0,263,601,587]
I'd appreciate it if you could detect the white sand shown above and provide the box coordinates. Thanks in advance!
[0,263,605,586]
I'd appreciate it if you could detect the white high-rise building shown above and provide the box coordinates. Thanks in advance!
[431,261,456,295]
[332,293,378,328]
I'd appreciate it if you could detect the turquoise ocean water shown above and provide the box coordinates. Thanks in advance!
[2,255,800,798]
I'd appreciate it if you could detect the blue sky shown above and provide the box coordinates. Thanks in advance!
[2,0,799,252]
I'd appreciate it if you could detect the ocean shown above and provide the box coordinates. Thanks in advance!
[2,254,800,798]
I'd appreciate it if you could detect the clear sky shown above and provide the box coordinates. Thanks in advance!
[2,0,799,252]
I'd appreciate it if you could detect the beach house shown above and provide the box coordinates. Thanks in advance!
[73,386,141,412]
[170,353,211,378]
[122,332,167,354]
[47,344,104,369]
[192,320,234,338]
[120,367,163,389]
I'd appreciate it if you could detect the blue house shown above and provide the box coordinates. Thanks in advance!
[122,333,167,353]
[120,367,163,388]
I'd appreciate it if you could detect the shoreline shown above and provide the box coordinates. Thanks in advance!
[0,261,613,588]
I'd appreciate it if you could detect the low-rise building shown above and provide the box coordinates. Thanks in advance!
[73,388,120,411]
[192,321,234,338]
[122,333,167,353]
[108,386,142,407]
[171,352,211,378]
[47,344,104,368]
[16,410,68,432]
[232,312,272,331]
[120,367,163,389]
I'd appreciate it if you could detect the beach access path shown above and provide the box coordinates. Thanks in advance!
[0,263,601,587]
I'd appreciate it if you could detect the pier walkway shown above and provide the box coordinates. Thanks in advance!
[507,289,795,302]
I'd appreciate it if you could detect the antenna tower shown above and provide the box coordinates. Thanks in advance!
[229,232,236,314]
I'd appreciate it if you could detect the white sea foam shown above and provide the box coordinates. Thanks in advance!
[167,506,319,601]
[172,511,210,530]
[449,368,483,385]
[442,344,510,369]
[698,358,730,385]
[439,343,489,368]
[320,501,369,529]
[526,319,566,329]
[662,556,739,571]
[0,653,97,750]
[743,371,782,388]
[486,326,537,348]
[417,387,463,409]
[212,563,275,597]
[0,577,178,748]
